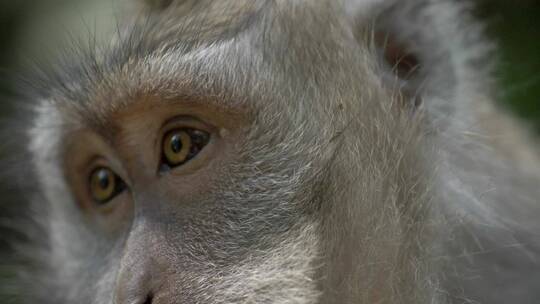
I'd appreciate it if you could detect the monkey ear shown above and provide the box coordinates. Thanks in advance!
[351,1,493,129]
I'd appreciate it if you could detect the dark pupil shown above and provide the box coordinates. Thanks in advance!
[170,134,183,153]
[97,170,110,190]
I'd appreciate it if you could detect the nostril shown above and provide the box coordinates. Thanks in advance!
[143,293,153,304]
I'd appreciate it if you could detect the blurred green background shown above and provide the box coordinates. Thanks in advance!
[0,0,538,302]
[478,0,540,131]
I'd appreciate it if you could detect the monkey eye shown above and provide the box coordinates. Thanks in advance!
[89,167,126,204]
[160,128,210,171]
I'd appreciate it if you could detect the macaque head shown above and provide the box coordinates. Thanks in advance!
[23,0,488,303]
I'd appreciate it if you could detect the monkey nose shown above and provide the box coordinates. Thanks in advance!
[116,294,154,304]
[114,255,157,304]
[114,271,154,304]
[142,294,154,304]
[114,218,169,304]
[114,278,155,304]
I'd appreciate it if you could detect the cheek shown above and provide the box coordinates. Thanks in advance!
[46,205,126,302]
[154,221,322,303]
[156,150,231,208]
[209,222,322,301]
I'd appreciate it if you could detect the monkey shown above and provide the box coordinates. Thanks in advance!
[1,0,540,303]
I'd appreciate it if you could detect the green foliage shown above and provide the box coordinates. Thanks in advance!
[479,1,540,131]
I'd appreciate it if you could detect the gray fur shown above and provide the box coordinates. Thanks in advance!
[4,0,540,303]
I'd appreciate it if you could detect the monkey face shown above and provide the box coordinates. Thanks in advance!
[55,96,323,303]
[29,5,334,299]
[22,0,506,303]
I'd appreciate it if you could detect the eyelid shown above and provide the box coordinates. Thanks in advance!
[159,115,214,134]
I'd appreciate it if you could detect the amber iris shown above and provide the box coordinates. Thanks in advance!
[89,167,124,204]
[161,128,209,169]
